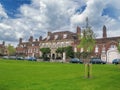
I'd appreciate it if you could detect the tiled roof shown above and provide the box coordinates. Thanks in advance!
[43,31,77,41]
[96,36,120,43]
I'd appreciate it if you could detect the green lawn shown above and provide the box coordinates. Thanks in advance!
[0,59,120,90]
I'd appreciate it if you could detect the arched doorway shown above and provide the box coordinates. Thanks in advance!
[107,48,119,63]
[52,54,55,60]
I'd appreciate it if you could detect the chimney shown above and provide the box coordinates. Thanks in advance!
[39,36,42,41]
[35,39,38,42]
[103,25,107,38]
[48,31,51,36]
[29,36,33,42]
[76,26,81,35]
[2,41,5,45]
[19,38,22,44]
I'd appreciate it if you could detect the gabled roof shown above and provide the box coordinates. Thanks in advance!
[96,36,120,43]
[43,31,77,41]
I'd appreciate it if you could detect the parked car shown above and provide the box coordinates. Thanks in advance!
[25,57,37,61]
[90,58,106,64]
[16,57,24,60]
[2,56,9,59]
[9,56,16,60]
[70,58,83,64]
[112,59,120,64]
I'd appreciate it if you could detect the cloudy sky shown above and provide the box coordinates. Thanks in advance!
[0,0,120,46]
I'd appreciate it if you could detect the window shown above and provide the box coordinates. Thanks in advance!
[63,34,67,39]
[54,35,58,39]
[23,44,26,47]
[102,45,106,53]
[39,43,41,46]
[81,48,83,52]
[66,42,70,46]
[95,45,98,53]
[61,42,64,47]
[32,44,34,46]
[47,36,50,40]
[110,45,116,48]
[20,45,23,47]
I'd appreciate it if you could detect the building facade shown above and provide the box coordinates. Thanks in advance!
[16,25,120,63]
[16,27,80,60]
[94,25,120,63]
[0,41,8,56]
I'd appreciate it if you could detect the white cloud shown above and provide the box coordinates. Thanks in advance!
[0,4,8,19]
[0,0,120,46]
[71,0,120,37]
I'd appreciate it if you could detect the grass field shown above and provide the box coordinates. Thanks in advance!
[0,59,120,90]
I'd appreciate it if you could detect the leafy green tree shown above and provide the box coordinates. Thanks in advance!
[56,47,64,54]
[0,48,4,56]
[78,27,96,62]
[56,47,65,59]
[7,44,16,56]
[78,18,96,78]
[56,46,74,59]
[74,52,81,59]
[117,41,120,53]
[65,46,74,58]
[40,48,51,61]
[117,41,120,66]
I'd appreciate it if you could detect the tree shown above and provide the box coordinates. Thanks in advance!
[56,46,74,59]
[117,41,120,53]
[117,41,120,67]
[78,18,96,78]
[7,44,16,56]
[56,47,64,55]
[56,47,65,59]
[40,48,51,61]
[65,46,74,58]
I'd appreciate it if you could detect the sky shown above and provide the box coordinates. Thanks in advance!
[0,0,120,46]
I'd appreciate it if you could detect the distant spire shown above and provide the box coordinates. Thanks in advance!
[103,25,107,38]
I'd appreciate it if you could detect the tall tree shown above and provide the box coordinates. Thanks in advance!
[78,18,96,78]
[78,18,96,61]
[7,44,16,56]
[40,48,51,61]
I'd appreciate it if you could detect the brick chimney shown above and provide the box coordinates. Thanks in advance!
[29,36,33,42]
[48,31,52,36]
[2,41,5,45]
[35,39,38,42]
[39,36,42,41]
[103,25,107,38]
[19,38,22,44]
[76,26,81,35]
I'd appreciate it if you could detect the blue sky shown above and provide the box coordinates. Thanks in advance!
[0,0,120,45]
[0,0,31,18]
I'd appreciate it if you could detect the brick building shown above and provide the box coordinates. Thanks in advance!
[94,25,120,63]
[16,25,120,63]
[0,41,8,56]
[16,27,80,59]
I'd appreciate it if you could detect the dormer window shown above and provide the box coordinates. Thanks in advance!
[95,45,98,53]
[47,36,50,40]
[54,35,58,39]
[32,44,34,46]
[63,34,67,39]
[110,45,116,49]
[24,44,26,47]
